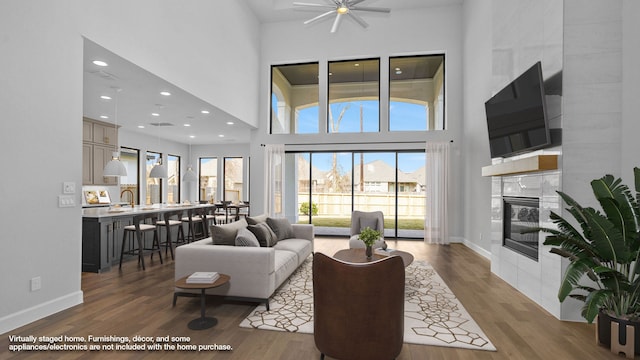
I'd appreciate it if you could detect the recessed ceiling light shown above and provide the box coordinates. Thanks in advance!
[226,121,234,125]
[100,115,109,119]
[354,63,360,67]
[189,135,195,139]
[329,72,333,76]
[93,60,108,67]
[184,123,191,127]
[395,70,402,75]
[218,134,225,138]
[100,95,112,100]
[138,125,145,129]
[160,91,171,96]
[201,110,210,114]
[151,113,160,117]
[395,67,401,71]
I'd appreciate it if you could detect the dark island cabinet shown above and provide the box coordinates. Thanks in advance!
[82,215,132,272]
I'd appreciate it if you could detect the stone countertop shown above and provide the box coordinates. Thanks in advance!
[82,203,217,219]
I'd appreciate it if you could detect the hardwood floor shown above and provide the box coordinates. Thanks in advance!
[0,238,622,359]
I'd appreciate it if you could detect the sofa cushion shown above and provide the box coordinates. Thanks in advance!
[247,223,278,247]
[274,239,313,266]
[246,214,268,225]
[267,217,295,241]
[210,218,248,245]
[273,250,299,289]
[235,228,260,247]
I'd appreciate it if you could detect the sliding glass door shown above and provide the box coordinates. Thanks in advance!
[290,150,425,239]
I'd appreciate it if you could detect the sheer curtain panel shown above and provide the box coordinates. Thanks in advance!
[424,142,450,244]
[264,144,285,217]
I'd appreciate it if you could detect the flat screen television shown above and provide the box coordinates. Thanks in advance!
[485,61,550,158]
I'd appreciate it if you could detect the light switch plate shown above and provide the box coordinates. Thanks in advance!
[63,182,76,194]
[58,195,75,208]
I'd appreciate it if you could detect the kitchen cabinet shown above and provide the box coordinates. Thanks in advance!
[83,117,118,185]
[82,143,93,184]
[93,145,118,185]
[82,215,131,272]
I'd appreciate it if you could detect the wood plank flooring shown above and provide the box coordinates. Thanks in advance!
[0,238,623,359]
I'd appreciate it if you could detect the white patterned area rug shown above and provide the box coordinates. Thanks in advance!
[239,257,496,352]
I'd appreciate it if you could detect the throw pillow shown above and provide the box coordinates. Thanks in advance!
[235,228,260,247]
[246,214,268,225]
[247,223,278,247]
[267,217,295,241]
[210,218,248,245]
[359,217,378,233]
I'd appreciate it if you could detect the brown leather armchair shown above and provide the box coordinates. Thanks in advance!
[313,252,405,360]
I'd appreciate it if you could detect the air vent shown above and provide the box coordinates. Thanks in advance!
[149,122,175,127]
[86,69,119,81]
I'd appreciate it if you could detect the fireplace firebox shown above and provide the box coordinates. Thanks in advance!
[503,196,539,261]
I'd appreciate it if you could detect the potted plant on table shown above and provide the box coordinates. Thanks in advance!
[532,168,640,355]
[359,227,381,260]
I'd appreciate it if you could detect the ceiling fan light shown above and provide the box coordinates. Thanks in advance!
[337,6,349,14]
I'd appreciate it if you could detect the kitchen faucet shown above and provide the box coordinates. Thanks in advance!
[120,189,135,208]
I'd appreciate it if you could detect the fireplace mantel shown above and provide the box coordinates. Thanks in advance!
[481,155,558,177]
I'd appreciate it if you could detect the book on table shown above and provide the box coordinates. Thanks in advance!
[187,272,219,284]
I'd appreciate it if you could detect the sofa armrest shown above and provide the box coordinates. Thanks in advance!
[291,224,314,242]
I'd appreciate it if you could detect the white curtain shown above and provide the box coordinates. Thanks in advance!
[264,144,285,218]
[425,141,450,244]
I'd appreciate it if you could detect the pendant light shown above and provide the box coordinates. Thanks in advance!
[183,140,197,182]
[149,157,167,178]
[149,111,167,178]
[103,88,127,177]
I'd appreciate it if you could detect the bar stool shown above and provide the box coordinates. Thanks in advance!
[213,201,231,225]
[156,209,185,260]
[182,208,207,242]
[119,213,162,270]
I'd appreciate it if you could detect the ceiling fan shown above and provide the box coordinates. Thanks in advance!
[293,0,391,33]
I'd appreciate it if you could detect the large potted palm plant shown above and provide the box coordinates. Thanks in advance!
[534,168,640,354]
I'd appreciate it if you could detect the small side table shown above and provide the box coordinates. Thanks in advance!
[174,273,230,330]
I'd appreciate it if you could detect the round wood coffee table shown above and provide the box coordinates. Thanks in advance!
[174,274,230,330]
[333,248,414,267]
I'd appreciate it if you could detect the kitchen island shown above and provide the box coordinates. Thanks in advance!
[82,204,217,273]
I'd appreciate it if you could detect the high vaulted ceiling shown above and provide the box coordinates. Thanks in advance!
[82,0,463,145]
[243,0,462,23]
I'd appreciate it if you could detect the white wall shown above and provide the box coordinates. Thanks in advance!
[461,0,493,256]
[621,0,640,184]
[0,0,259,334]
[251,5,465,234]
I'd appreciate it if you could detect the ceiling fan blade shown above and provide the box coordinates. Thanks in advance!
[350,5,391,13]
[330,13,344,33]
[304,10,337,25]
[293,2,336,10]
[348,11,369,28]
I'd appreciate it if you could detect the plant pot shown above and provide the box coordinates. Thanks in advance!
[597,310,640,356]
[365,245,372,260]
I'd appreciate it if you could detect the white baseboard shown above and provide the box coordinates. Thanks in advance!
[461,238,492,260]
[0,291,83,335]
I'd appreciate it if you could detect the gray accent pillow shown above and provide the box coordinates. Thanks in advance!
[235,227,260,247]
[246,214,268,225]
[247,223,278,247]
[267,217,295,241]
[360,217,378,232]
[210,218,248,245]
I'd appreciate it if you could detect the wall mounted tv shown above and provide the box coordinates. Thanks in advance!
[485,61,550,158]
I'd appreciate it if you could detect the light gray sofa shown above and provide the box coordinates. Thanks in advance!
[174,217,314,309]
